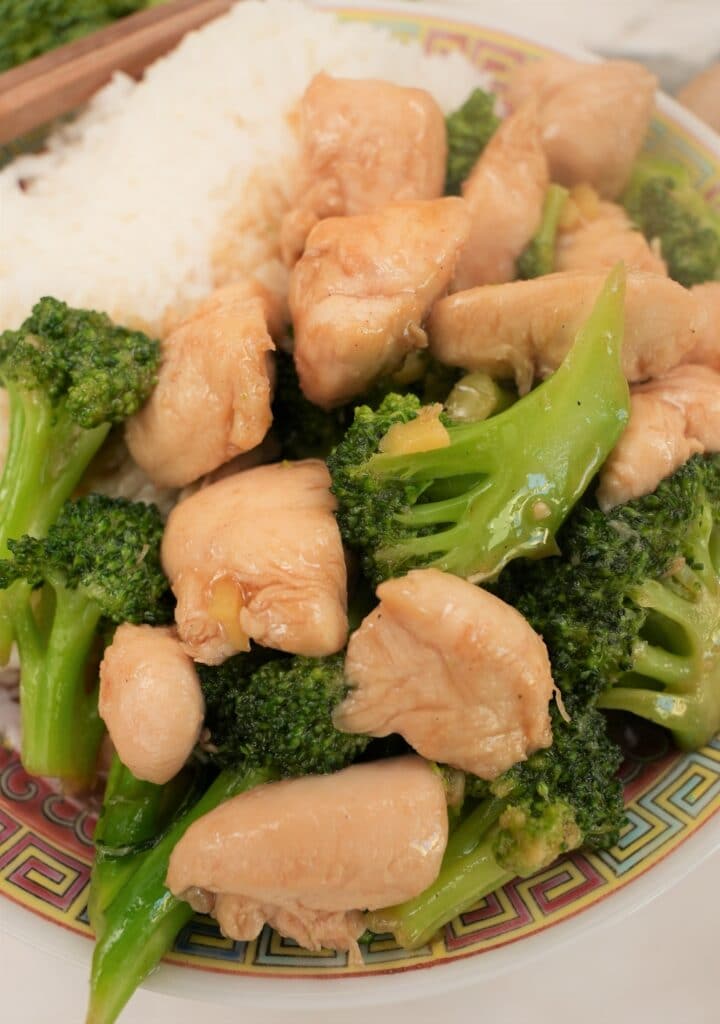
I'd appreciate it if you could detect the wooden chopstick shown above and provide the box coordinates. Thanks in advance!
[0,0,237,146]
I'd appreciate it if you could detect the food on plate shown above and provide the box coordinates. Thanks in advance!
[99,624,205,784]
[0,5,718,1021]
[329,267,629,584]
[280,73,447,265]
[500,453,720,751]
[452,100,549,290]
[289,197,470,407]
[428,269,698,393]
[335,569,555,779]
[0,493,170,789]
[597,364,720,509]
[444,86,500,195]
[516,182,569,279]
[125,282,283,488]
[368,704,624,949]
[166,757,448,960]
[506,56,657,198]
[161,460,348,662]
[686,282,720,368]
[555,188,667,274]
[621,155,720,286]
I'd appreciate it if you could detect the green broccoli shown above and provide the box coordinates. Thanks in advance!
[444,372,516,424]
[499,454,720,751]
[0,0,160,72]
[622,154,720,286]
[199,651,370,776]
[328,265,630,584]
[517,184,569,279]
[87,650,370,1024]
[0,494,171,786]
[0,297,160,661]
[367,706,624,950]
[444,87,500,195]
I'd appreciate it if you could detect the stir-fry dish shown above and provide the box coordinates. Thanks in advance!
[2,44,720,1024]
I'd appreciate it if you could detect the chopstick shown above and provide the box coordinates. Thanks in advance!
[0,0,237,147]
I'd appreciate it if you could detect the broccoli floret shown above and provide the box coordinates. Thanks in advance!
[517,184,569,279]
[0,494,171,786]
[200,652,370,776]
[0,297,160,662]
[0,0,153,71]
[367,705,624,949]
[444,87,500,195]
[499,454,720,751]
[622,155,720,286]
[329,265,630,584]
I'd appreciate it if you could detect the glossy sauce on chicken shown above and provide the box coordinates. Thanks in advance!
[161,459,348,663]
[166,757,448,961]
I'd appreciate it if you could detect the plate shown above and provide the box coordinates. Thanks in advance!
[1,0,719,1009]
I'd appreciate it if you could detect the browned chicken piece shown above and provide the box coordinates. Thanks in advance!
[161,460,347,663]
[125,281,283,489]
[334,569,555,780]
[557,189,667,274]
[685,282,720,370]
[677,62,720,134]
[428,270,700,394]
[166,757,448,962]
[507,57,657,198]
[597,364,720,510]
[289,197,469,409]
[280,73,447,266]
[98,625,204,784]
[453,101,549,290]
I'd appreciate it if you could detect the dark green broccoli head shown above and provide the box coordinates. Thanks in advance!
[492,705,625,874]
[0,0,148,71]
[0,493,172,624]
[199,652,370,777]
[445,88,500,195]
[622,156,720,287]
[499,454,720,750]
[0,297,160,428]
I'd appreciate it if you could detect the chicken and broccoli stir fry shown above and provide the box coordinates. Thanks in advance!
[1,55,719,1024]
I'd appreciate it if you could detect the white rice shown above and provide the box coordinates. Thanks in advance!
[0,0,485,335]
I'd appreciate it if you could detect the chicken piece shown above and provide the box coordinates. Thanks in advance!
[685,283,720,370]
[428,270,699,394]
[161,459,347,663]
[504,55,579,108]
[98,625,204,785]
[557,193,667,274]
[507,57,656,198]
[289,197,470,409]
[453,101,549,290]
[677,62,720,134]
[166,756,447,961]
[125,282,283,489]
[597,364,720,510]
[334,569,555,780]
[280,73,446,266]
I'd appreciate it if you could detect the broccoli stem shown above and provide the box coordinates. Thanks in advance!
[517,183,569,279]
[16,584,104,788]
[87,764,275,1024]
[367,797,512,950]
[0,386,110,661]
[373,264,630,582]
[89,757,198,935]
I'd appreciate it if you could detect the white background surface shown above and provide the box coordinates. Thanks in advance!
[1,1,719,1021]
